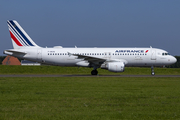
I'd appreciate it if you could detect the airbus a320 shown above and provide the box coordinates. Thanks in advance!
[4,20,177,75]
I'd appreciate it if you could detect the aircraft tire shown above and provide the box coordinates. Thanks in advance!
[151,72,155,76]
[91,70,98,75]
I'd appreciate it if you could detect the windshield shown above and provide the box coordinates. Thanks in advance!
[162,53,170,56]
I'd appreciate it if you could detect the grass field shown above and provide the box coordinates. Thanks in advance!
[0,65,180,75]
[0,66,180,119]
[1,77,180,120]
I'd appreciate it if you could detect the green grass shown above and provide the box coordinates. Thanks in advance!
[1,77,180,119]
[0,65,180,75]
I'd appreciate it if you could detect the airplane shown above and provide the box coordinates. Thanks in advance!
[4,20,177,75]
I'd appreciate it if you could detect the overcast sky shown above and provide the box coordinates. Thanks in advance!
[0,1,180,55]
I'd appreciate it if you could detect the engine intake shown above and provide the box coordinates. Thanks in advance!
[107,62,125,72]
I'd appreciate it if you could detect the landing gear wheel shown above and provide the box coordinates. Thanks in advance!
[151,72,155,76]
[151,66,155,76]
[91,70,98,75]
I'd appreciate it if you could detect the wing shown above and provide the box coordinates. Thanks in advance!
[68,52,106,65]
[67,52,128,66]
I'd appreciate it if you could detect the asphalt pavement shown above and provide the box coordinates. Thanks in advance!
[0,74,180,77]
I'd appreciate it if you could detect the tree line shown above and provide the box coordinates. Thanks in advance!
[0,56,180,68]
[0,56,6,64]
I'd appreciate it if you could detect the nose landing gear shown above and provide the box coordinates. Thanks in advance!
[151,66,155,76]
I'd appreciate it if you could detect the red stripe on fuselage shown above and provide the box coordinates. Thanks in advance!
[9,31,22,46]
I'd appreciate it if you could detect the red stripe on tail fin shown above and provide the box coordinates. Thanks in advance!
[9,31,23,46]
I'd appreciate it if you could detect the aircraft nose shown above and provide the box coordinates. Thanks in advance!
[171,56,177,64]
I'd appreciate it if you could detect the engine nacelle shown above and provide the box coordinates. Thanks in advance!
[107,62,125,72]
[76,61,90,67]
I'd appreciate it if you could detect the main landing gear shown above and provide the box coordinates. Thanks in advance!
[151,66,155,76]
[91,66,98,75]
[91,69,98,75]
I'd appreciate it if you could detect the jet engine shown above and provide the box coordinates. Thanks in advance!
[101,62,125,72]
[107,62,125,72]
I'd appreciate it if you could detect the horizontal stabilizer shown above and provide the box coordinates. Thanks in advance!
[4,49,27,55]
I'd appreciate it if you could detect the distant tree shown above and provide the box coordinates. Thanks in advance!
[0,56,6,64]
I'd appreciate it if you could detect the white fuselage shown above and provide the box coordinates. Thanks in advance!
[10,47,176,67]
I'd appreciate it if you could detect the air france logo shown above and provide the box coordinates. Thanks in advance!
[115,50,149,53]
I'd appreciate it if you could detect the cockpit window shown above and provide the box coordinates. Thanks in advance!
[162,53,170,56]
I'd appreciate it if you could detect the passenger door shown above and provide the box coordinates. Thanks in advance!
[151,50,156,60]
